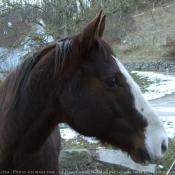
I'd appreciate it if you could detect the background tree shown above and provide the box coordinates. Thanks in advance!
[0,0,175,65]
[0,0,136,48]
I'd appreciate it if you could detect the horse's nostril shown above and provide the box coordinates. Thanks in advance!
[161,140,167,153]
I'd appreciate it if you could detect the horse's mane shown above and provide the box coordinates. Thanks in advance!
[0,44,55,114]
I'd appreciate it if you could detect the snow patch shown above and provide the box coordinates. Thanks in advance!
[132,71,175,100]
[161,117,175,139]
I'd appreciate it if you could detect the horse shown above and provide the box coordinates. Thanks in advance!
[0,10,168,174]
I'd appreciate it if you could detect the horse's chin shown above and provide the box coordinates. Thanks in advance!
[130,147,151,166]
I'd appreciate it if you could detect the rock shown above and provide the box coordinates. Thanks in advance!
[59,149,92,171]
[162,62,168,68]
[96,148,157,174]
[135,62,143,70]
[141,62,148,70]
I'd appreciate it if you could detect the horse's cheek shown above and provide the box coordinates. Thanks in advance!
[60,84,106,135]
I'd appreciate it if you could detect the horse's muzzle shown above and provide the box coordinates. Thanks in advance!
[135,142,167,165]
[137,147,151,165]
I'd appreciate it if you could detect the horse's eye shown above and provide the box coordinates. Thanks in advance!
[104,77,119,88]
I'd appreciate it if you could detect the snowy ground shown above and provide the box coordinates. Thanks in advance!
[132,71,175,100]
[60,71,175,142]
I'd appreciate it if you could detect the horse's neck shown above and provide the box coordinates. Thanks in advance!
[0,68,61,159]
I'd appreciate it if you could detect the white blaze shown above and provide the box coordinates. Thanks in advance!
[112,55,168,162]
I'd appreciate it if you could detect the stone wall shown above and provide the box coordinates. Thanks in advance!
[123,61,175,72]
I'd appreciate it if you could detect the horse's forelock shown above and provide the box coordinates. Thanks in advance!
[55,39,72,72]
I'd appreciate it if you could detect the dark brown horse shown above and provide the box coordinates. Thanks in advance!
[0,10,168,174]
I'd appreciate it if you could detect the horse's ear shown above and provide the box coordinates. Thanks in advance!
[71,10,103,55]
[98,15,106,37]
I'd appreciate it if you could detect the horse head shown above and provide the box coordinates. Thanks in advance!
[58,10,168,165]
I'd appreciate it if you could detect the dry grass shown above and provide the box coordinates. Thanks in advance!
[163,48,175,58]
[116,1,175,63]
[162,39,175,60]
[116,44,174,62]
[133,4,175,46]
